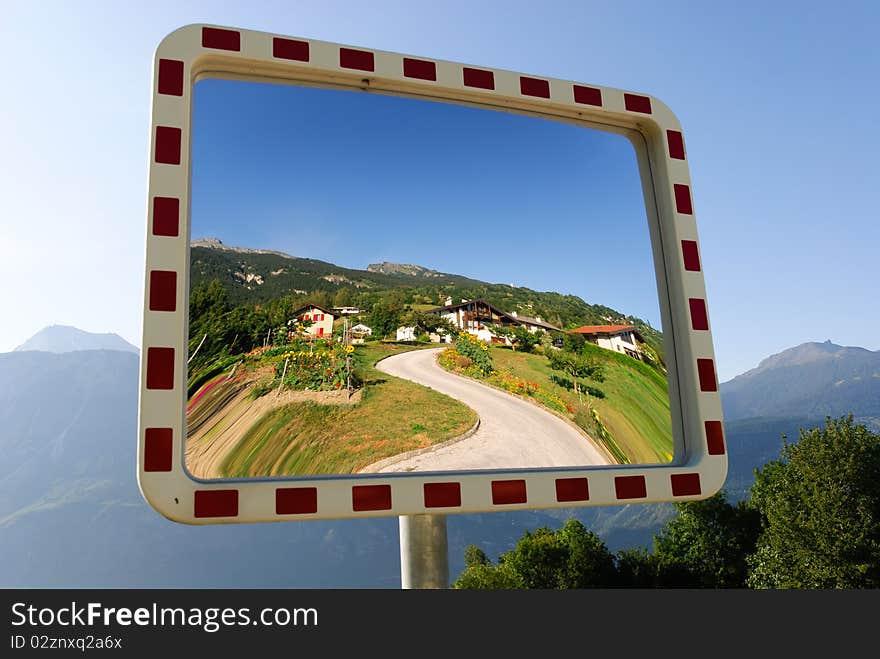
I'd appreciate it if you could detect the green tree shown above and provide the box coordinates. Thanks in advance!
[333,287,353,308]
[494,325,544,353]
[402,310,456,337]
[747,416,880,589]
[454,520,617,589]
[546,349,604,403]
[651,492,761,588]
[368,301,401,338]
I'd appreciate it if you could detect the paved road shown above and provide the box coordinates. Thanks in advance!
[374,348,609,472]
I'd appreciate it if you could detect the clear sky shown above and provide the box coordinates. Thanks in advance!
[192,80,661,328]
[1,1,877,381]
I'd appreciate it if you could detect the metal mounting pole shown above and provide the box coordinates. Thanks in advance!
[399,514,449,589]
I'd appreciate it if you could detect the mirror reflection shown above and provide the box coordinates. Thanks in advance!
[186,79,672,479]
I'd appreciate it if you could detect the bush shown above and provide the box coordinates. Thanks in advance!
[454,332,493,375]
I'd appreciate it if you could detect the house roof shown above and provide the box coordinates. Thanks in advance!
[428,298,562,332]
[569,324,643,340]
[513,314,561,332]
[292,303,334,317]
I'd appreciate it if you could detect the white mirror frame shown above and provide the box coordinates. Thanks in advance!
[139,24,726,524]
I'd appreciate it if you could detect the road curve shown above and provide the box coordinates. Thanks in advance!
[374,348,610,472]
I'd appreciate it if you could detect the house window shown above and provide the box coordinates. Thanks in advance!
[318,327,324,336]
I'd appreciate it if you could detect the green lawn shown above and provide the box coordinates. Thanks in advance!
[487,345,673,464]
[219,343,476,477]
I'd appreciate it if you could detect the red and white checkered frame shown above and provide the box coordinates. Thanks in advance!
[139,24,726,524]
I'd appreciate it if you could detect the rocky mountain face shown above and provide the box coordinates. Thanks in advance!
[366,262,446,278]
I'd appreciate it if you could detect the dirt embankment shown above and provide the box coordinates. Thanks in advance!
[185,368,360,479]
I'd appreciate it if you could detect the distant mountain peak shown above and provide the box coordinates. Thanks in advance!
[366,262,443,278]
[720,340,880,422]
[14,326,138,355]
[191,237,298,260]
[748,341,872,376]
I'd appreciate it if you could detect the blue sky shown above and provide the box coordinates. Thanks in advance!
[1,1,877,380]
[192,80,661,327]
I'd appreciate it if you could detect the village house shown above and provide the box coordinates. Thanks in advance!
[290,304,335,339]
[349,323,372,344]
[426,298,561,343]
[569,324,643,360]
[333,306,363,315]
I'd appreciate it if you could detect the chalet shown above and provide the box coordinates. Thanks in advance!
[396,326,417,342]
[569,324,643,360]
[290,304,335,338]
[427,298,561,342]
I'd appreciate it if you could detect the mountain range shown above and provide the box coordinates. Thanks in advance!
[189,238,662,348]
[1,326,877,586]
[14,324,137,354]
[721,340,880,424]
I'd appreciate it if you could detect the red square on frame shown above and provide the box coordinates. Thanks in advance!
[157,59,184,96]
[573,85,602,106]
[689,298,709,330]
[202,27,240,51]
[520,76,550,98]
[340,48,374,72]
[149,270,177,312]
[273,37,309,61]
[682,240,702,271]
[671,473,701,496]
[352,484,391,511]
[194,490,239,518]
[705,421,726,455]
[667,130,686,159]
[463,67,494,90]
[615,475,647,499]
[556,478,589,502]
[697,359,718,392]
[276,487,318,515]
[492,480,527,505]
[146,347,175,390]
[152,197,179,236]
[154,126,182,165]
[403,58,437,81]
[144,428,173,472]
[424,482,461,508]
[674,184,693,215]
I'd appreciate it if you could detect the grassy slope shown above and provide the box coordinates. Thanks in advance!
[219,344,477,477]
[490,345,672,464]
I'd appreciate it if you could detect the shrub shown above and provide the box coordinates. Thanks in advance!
[454,332,493,375]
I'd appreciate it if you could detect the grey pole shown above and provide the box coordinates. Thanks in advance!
[399,514,449,589]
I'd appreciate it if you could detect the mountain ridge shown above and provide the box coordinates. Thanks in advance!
[14,325,138,354]
[189,238,664,353]
[721,340,880,422]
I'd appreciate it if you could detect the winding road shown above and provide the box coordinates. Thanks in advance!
[374,348,610,472]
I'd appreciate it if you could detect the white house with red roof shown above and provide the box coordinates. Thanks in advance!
[569,324,643,360]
